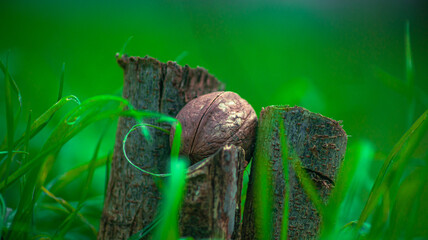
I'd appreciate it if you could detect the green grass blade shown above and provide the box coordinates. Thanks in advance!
[170,121,182,163]
[0,151,28,156]
[257,150,272,239]
[240,161,251,220]
[128,214,165,240]
[119,36,133,57]
[33,233,53,240]
[174,51,188,64]
[0,59,22,110]
[0,95,81,153]
[357,109,428,229]
[0,193,6,239]
[372,66,411,99]
[54,204,86,239]
[291,157,324,214]
[41,186,75,213]
[41,187,97,238]
[319,141,372,239]
[373,66,428,108]
[23,111,32,163]
[382,166,426,239]
[20,111,32,197]
[28,95,80,140]
[276,113,323,219]
[0,148,64,192]
[47,155,110,193]
[54,122,110,238]
[252,111,274,239]
[371,108,428,239]
[80,122,110,203]
[152,158,188,239]
[0,59,23,131]
[0,58,23,159]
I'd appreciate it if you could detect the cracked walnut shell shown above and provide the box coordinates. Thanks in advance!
[170,91,257,164]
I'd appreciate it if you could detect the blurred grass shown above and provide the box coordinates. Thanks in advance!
[1,0,428,239]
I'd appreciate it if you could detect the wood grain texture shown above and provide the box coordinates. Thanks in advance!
[181,144,245,239]
[242,106,347,240]
[98,55,225,239]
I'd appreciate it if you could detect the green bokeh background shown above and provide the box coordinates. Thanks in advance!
[1,0,427,228]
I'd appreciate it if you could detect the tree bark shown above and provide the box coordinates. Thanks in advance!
[98,55,224,239]
[242,106,347,240]
[181,144,245,239]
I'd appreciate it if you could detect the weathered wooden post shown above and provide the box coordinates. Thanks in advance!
[242,106,347,239]
[99,55,248,239]
[181,144,245,239]
[98,55,227,239]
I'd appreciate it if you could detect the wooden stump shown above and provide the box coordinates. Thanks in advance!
[181,144,245,239]
[98,55,225,239]
[242,106,347,240]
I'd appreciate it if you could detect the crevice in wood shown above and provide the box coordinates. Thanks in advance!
[158,64,166,113]
[304,168,335,187]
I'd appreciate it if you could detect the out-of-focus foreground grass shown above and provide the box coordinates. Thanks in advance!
[0,0,427,239]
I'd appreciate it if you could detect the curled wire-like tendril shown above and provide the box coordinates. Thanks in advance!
[122,117,181,178]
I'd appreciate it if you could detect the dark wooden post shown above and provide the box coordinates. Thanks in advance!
[181,144,245,239]
[98,55,225,239]
[242,106,347,239]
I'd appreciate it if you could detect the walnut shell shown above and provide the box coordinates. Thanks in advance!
[170,91,258,164]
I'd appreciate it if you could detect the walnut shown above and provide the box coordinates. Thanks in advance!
[170,91,258,164]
